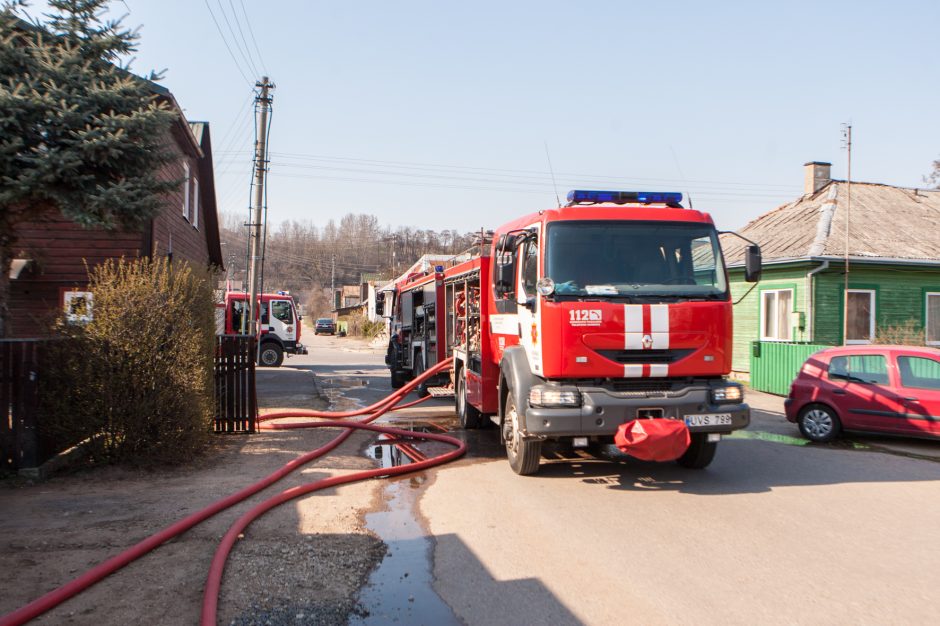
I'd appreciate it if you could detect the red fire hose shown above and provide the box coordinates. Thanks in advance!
[0,358,458,626]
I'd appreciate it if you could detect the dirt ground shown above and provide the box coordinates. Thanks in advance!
[0,368,389,625]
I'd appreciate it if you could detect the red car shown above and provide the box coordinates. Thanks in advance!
[785,345,940,442]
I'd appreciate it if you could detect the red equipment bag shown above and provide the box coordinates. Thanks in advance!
[614,419,691,461]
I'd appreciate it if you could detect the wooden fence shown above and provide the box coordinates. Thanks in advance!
[215,335,257,433]
[1,339,43,471]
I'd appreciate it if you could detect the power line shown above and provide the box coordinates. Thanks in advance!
[225,0,262,77]
[267,161,793,199]
[203,0,253,85]
[237,0,267,73]
[267,151,802,192]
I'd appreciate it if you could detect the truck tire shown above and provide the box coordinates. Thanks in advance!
[456,371,484,429]
[503,393,541,475]
[676,433,717,469]
[258,342,284,367]
[412,353,430,398]
[390,369,406,389]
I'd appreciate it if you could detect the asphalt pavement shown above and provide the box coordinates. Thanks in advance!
[270,332,940,625]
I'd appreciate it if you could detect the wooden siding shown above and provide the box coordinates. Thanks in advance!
[730,262,940,373]
[729,265,810,373]
[813,263,940,345]
[8,139,211,337]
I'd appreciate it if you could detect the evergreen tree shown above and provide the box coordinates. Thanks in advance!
[0,0,178,336]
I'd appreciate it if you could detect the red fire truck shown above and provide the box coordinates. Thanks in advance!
[219,291,307,367]
[386,190,761,474]
[462,190,761,473]
[384,269,449,394]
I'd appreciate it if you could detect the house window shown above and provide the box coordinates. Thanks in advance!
[761,289,793,341]
[182,161,191,221]
[927,292,940,346]
[192,176,200,229]
[63,290,93,324]
[846,289,875,344]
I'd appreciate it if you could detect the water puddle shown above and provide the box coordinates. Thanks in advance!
[727,430,811,446]
[351,478,460,625]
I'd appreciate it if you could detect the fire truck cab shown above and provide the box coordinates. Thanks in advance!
[220,291,307,367]
[452,190,762,474]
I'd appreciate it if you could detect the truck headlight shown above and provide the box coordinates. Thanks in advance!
[529,387,581,408]
[711,384,744,404]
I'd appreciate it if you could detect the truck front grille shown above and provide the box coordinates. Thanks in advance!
[596,349,693,364]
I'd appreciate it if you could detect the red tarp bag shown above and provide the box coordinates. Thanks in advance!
[614,419,691,461]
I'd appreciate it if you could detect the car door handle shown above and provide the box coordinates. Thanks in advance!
[832,389,846,395]
[904,397,919,402]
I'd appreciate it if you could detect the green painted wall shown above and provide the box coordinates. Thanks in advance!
[729,265,812,373]
[814,264,940,345]
[730,261,940,373]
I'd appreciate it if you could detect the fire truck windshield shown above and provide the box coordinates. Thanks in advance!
[544,221,728,299]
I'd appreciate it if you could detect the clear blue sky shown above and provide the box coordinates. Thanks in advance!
[30,1,940,232]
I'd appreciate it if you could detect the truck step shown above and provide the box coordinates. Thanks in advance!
[425,386,455,398]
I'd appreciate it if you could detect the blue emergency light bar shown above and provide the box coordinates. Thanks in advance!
[566,190,684,206]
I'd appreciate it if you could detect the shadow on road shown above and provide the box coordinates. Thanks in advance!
[531,438,940,495]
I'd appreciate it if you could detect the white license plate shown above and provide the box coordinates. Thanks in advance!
[685,413,733,427]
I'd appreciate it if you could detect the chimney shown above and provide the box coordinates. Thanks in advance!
[803,161,831,195]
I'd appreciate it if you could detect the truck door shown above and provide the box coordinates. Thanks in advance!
[268,299,296,342]
[516,227,543,376]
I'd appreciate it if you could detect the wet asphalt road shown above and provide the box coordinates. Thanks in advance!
[281,333,940,625]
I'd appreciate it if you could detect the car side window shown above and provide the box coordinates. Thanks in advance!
[897,356,940,390]
[827,354,889,385]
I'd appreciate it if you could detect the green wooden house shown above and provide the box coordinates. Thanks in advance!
[721,162,940,393]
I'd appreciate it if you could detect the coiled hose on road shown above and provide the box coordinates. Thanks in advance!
[0,358,459,626]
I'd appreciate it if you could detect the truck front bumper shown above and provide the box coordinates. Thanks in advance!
[523,385,749,437]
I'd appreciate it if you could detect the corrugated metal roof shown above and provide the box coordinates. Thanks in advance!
[722,182,940,266]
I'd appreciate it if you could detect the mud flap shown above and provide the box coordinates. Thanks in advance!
[614,419,691,461]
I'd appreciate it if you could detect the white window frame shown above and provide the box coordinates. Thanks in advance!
[63,290,94,324]
[192,176,199,230]
[182,161,191,221]
[845,289,876,345]
[760,288,794,341]
[926,292,940,346]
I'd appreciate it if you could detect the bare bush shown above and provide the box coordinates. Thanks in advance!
[40,258,217,466]
[875,318,925,346]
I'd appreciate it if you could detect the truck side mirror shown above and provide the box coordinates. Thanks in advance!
[745,245,762,282]
[496,262,514,293]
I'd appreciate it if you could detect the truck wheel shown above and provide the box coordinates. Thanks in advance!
[390,369,406,389]
[412,354,430,398]
[456,372,484,429]
[676,433,717,469]
[258,342,284,367]
[503,393,541,475]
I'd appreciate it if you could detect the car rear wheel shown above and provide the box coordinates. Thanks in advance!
[798,404,841,442]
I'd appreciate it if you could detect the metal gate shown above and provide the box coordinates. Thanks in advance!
[0,339,42,471]
[214,335,257,433]
[749,341,831,396]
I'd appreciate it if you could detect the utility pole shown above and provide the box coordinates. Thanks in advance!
[331,253,336,309]
[841,123,852,345]
[246,76,274,339]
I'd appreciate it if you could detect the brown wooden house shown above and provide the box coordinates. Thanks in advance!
[7,84,224,337]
